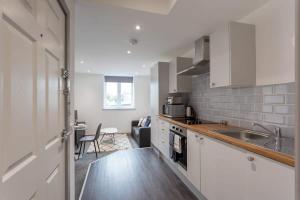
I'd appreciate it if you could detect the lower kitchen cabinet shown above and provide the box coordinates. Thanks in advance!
[186,131,295,200]
[245,152,295,200]
[200,136,247,200]
[150,116,160,148]
[187,130,201,191]
[158,119,170,158]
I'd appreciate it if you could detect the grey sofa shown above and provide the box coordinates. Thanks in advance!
[131,117,151,148]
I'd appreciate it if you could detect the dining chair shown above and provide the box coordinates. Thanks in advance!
[78,123,102,159]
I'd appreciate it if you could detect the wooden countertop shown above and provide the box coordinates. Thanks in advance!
[159,115,295,167]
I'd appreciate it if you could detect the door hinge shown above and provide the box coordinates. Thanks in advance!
[61,68,70,79]
[63,88,70,95]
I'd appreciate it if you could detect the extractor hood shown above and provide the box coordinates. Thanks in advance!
[177,36,210,75]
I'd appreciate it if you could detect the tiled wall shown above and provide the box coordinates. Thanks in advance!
[189,73,296,137]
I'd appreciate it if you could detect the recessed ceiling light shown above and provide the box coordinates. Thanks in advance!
[127,50,132,54]
[87,70,91,73]
[80,60,84,64]
[135,25,141,30]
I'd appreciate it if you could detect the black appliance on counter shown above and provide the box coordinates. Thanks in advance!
[169,124,187,169]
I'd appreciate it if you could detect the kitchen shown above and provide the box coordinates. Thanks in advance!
[150,0,295,199]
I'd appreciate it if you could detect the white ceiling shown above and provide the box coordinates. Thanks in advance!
[75,0,270,76]
[90,0,178,15]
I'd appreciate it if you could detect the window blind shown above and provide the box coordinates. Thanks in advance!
[104,76,133,83]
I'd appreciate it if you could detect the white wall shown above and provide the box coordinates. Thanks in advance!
[240,0,295,85]
[74,73,150,134]
[181,0,295,86]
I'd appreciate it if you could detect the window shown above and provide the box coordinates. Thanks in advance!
[103,76,135,109]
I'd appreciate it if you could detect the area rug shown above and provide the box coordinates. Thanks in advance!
[86,133,132,153]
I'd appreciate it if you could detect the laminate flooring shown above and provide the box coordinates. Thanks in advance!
[80,148,197,200]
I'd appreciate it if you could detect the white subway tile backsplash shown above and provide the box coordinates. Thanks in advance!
[240,104,254,112]
[254,104,262,112]
[286,94,296,104]
[263,114,285,124]
[274,105,295,114]
[274,83,296,94]
[246,95,263,104]
[189,73,296,137]
[262,86,273,95]
[264,95,285,104]
[285,115,295,126]
[262,105,273,113]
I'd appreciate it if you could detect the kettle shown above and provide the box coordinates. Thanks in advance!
[186,106,194,118]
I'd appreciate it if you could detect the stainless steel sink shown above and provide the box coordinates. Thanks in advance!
[214,128,294,156]
[263,137,295,154]
[215,129,270,140]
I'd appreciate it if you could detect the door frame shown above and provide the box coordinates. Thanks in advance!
[53,0,300,200]
[56,0,75,200]
[296,0,299,199]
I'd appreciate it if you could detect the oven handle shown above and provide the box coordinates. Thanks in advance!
[169,129,187,138]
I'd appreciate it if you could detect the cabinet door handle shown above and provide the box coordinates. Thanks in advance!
[199,137,204,140]
[247,156,255,162]
[211,83,216,87]
[195,135,199,138]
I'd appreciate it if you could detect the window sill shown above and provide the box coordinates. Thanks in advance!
[103,107,136,110]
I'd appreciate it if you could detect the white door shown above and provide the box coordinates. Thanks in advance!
[158,120,169,158]
[0,0,66,199]
[201,137,247,200]
[210,25,230,88]
[245,153,295,200]
[187,130,201,191]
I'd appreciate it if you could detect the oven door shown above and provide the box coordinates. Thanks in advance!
[169,130,187,170]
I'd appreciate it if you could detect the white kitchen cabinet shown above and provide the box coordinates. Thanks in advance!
[169,57,193,93]
[150,62,169,148]
[158,119,170,158]
[200,135,295,200]
[245,152,295,200]
[151,116,159,147]
[210,22,256,88]
[200,136,247,200]
[187,130,201,191]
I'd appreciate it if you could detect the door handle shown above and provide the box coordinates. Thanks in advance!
[61,129,71,143]
[247,156,255,162]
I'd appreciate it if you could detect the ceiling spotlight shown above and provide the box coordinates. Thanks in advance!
[127,50,132,54]
[135,25,141,30]
[80,60,84,64]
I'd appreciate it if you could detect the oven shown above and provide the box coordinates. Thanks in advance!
[169,124,187,170]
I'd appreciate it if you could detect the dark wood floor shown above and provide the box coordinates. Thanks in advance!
[75,134,139,200]
[80,148,197,200]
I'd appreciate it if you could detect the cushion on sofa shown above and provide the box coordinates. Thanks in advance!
[141,118,147,127]
[144,117,151,127]
[138,118,144,126]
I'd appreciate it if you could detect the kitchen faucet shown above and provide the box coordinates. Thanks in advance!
[252,122,281,141]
